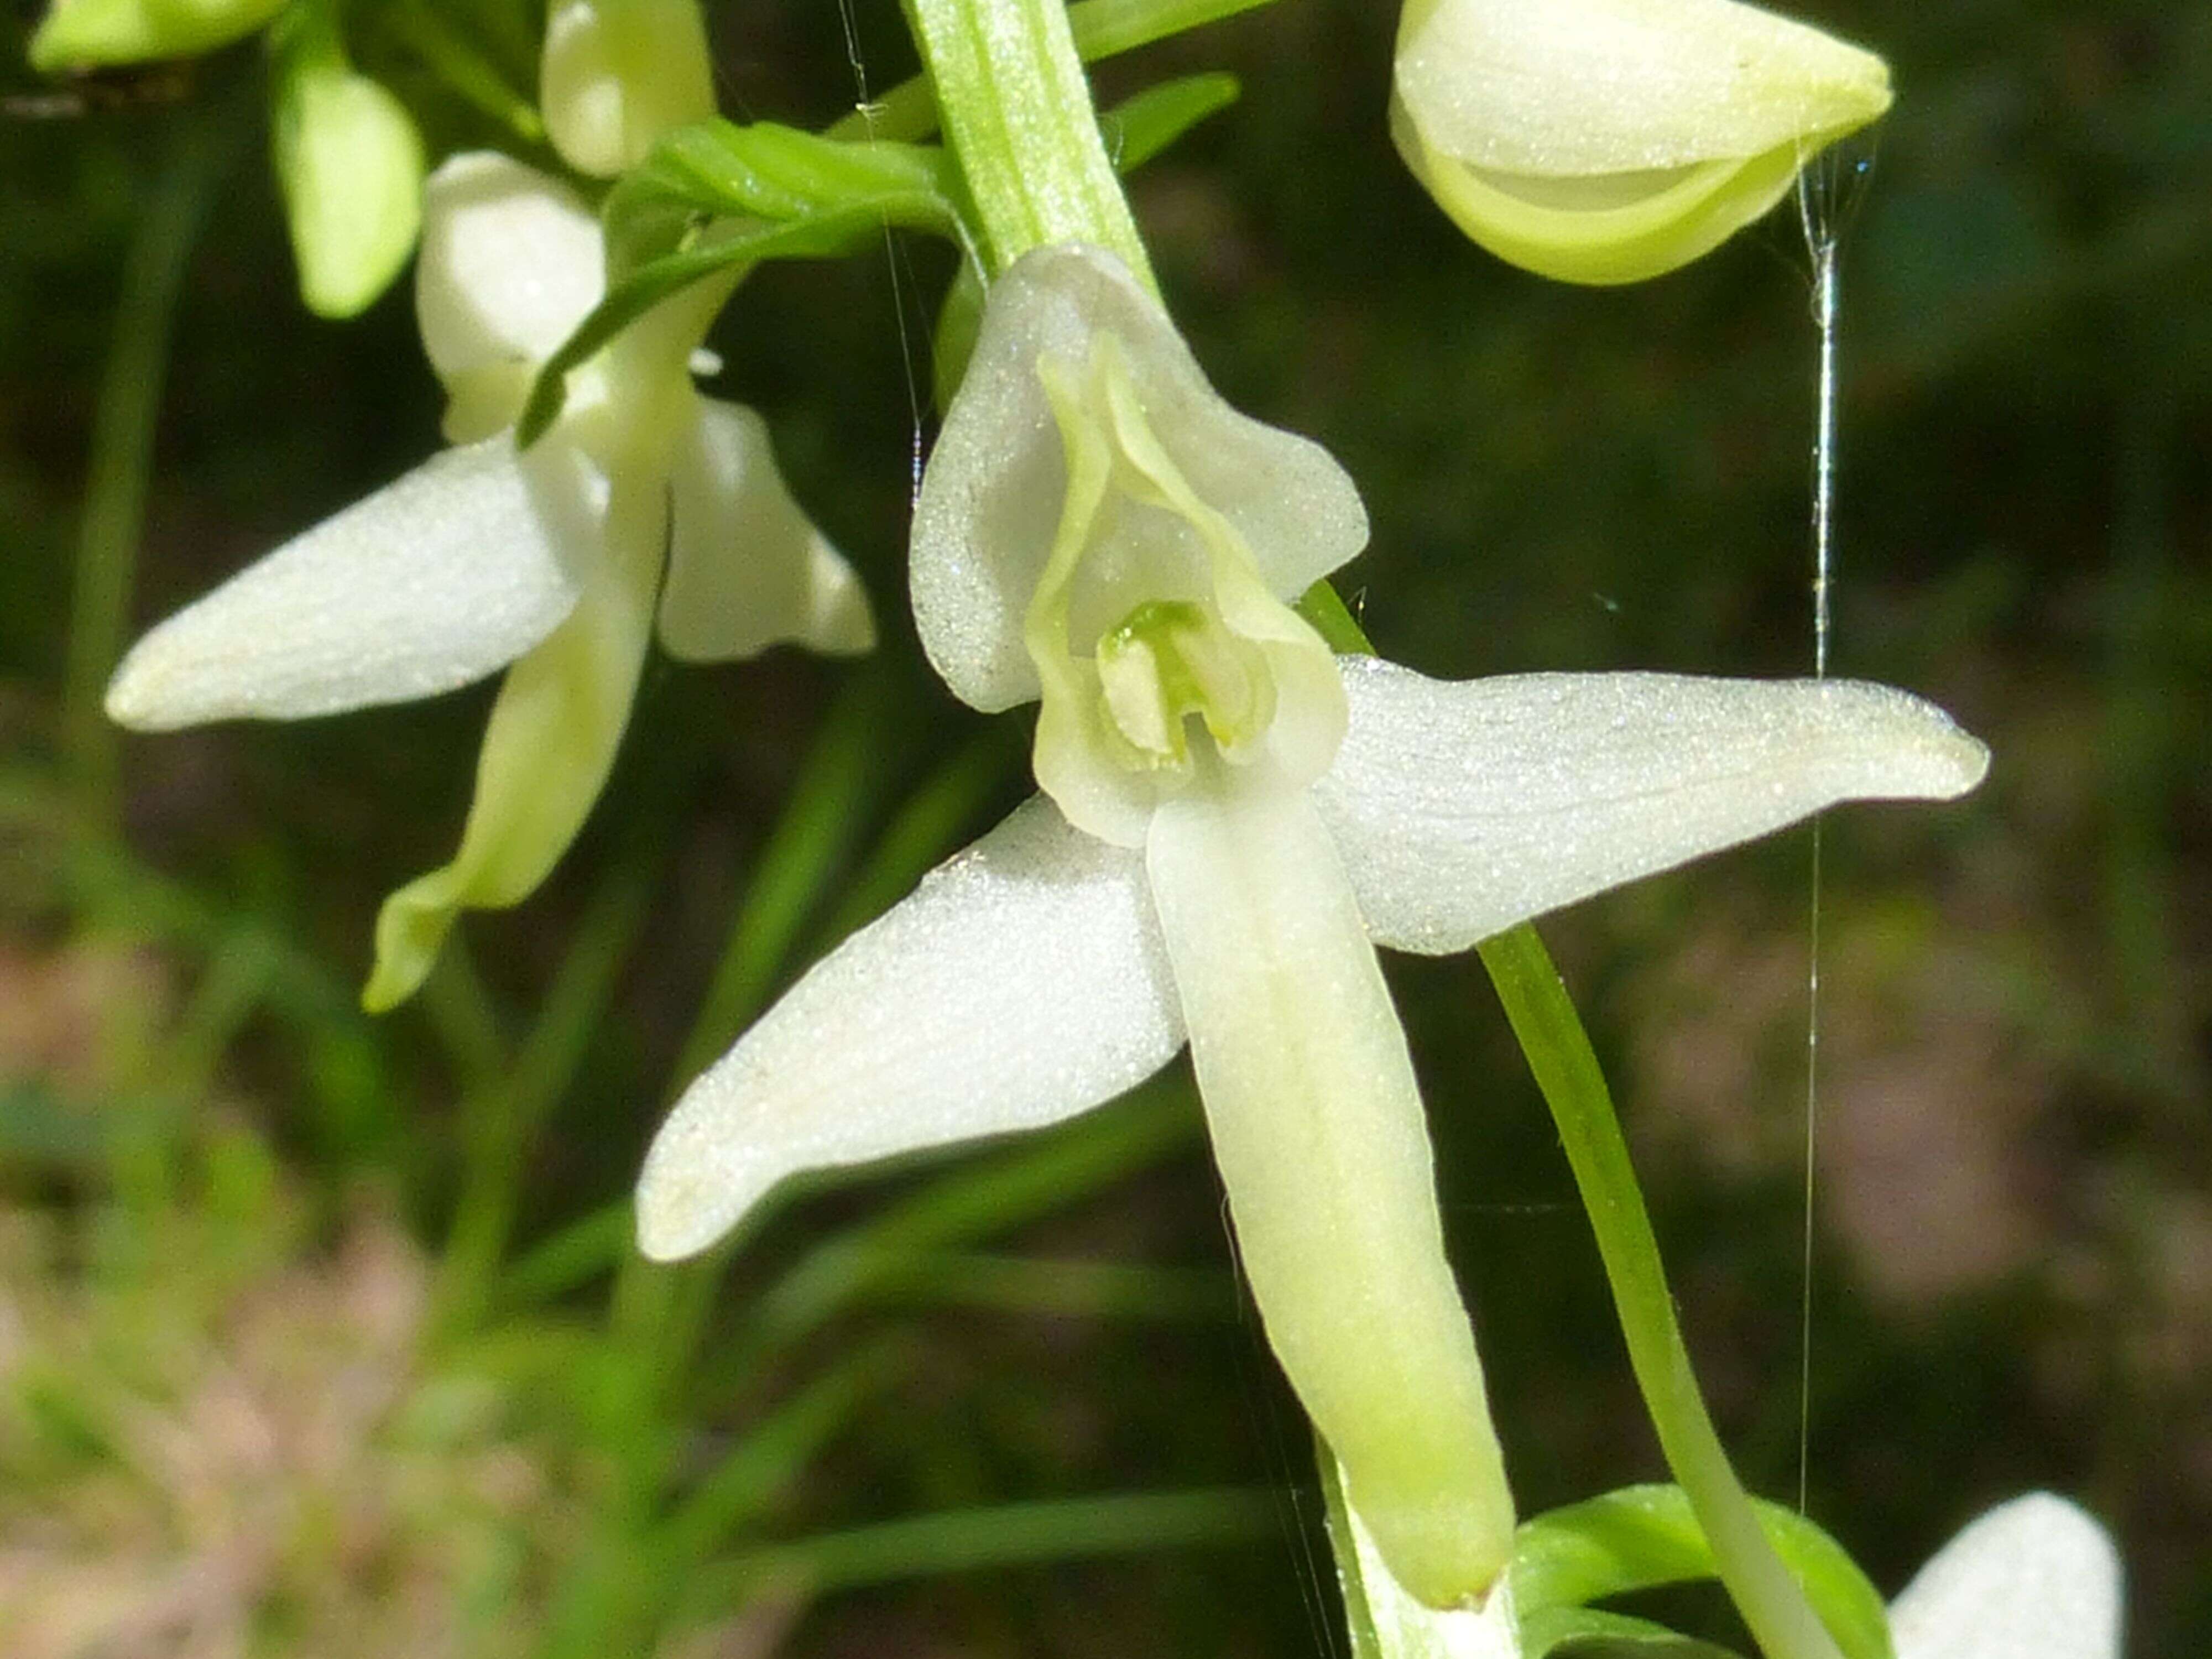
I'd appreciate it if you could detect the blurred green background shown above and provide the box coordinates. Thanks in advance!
[2,1,2206,1654]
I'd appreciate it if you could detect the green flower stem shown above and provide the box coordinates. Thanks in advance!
[833,0,1281,144]
[897,0,1154,285]
[1318,1442,1390,1659]
[1478,925,1846,1659]
[63,119,223,831]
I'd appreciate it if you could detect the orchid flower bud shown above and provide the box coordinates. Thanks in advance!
[29,0,284,70]
[1392,0,1892,284]
[270,1,425,320]
[540,0,717,178]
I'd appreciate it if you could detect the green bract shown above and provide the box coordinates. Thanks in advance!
[1392,0,1892,284]
[29,0,284,69]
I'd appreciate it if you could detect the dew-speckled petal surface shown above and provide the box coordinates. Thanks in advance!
[105,437,580,730]
[636,795,1183,1260]
[1395,0,1891,176]
[911,244,1366,712]
[1146,769,1512,1605]
[1314,657,1988,955]
[1889,1494,2122,1659]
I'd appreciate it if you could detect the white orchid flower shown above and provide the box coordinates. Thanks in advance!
[1393,0,1892,284]
[635,244,1986,1608]
[1890,1493,2124,1659]
[107,152,874,1011]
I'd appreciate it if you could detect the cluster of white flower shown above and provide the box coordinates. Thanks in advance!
[58,0,2127,1651]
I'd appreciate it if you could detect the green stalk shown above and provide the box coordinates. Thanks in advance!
[1479,926,1846,1659]
[63,121,222,831]
[832,0,1283,145]
[896,0,1154,286]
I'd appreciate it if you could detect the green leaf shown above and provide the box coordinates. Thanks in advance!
[1067,0,1280,60]
[517,122,962,445]
[655,1339,906,1568]
[601,117,959,275]
[1098,71,1239,174]
[1511,1487,1894,1659]
[1518,1605,1741,1658]
[828,0,1277,143]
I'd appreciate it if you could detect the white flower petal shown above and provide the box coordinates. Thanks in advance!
[636,795,1183,1261]
[105,438,580,730]
[1314,657,1989,956]
[1889,1494,2122,1659]
[656,400,875,661]
[1146,767,1512,1607]
[912,243,1367,712]
[415,153,604,389]
[1395,0,1891,177]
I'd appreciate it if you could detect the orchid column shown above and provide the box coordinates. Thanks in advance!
[898,0,1515,1606]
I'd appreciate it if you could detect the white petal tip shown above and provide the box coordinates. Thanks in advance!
[102,655,166,732]
[633,1168,735,1262]
[630,1037,791,1264]
[632,1076,777,1262]
[1892,1492,2124,1659]
[1985,1491,2121,1566]
[1818,680,1990,801]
